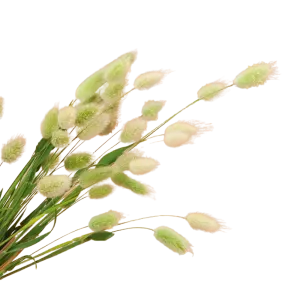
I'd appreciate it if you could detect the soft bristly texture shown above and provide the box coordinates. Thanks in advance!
[153,225,194,255]
[40,106,59,139]
[64,152,93,171]
[0,97,3,119]
[58,106,76,129]
[75,103,103,127]
[134,70,170,90]
[120,117,147,143]
[89,184,114,199]
[79,166,112,188]
[1,136,26,163]
[197,81,227,101]
[88,210,124,232]
[141,100,165,121]
[129,157,159,175]
[37,175,71,198]
[51,130,69,148]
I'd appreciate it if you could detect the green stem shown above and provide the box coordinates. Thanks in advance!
[0,233,90,280]
[128,83,234,151]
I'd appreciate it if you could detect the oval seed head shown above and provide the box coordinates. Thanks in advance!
[75,103,103,127]
[234,61,278,89]
[89,184,114,199]
[163,132,190,150]
[98,106,120,136]
[79,166,112,188]
[113,150,143,173]
[1,136,26,164]
[58,106,76,129]
[142,100,165,121]
[111,172,152,196]
[186,212,226,233]
[51,129,69,148]
[88,210,124,232]
[197,81,227,101]
[40,107,59,139]
[105,51,137,83]
[37,175,71,198]
[77,113,111,140]
[134,70,169,90]
[154,226,193,255]
[42,153,60,171]
[75,68,106,102]
[164,121,213,147]
[64,152,93,171]
[100,81,125,105]
[120,117,147,143]
[129,157,159,175]
[0,95,7,120]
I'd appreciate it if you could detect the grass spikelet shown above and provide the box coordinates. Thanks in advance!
[89,184,114,199]
[113,150,143,172]
[134,70,170,90]
[88,210,124,232]
[129,157,159,175]
[51,129,70,148]
[0,97,3,119]
[120,117,147,143]
[98,105,120,136]
[1,136,26,164]
[37,175,71,198]
[197,81,227,101]
[101,81,126,105]
[64,152,93,171]
[58,106,76,129]
[79,166,112,188]
[142,100,165,121]
[75,103,103,127]
[40,106,59,139]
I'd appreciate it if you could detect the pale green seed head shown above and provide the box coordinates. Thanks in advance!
[77,113,111,140]
[100,81,125,105]
[88,210,124,232]
[0,97,4,119]
[64,152,93,171]
[89,184,114,199]
[88,213,118,231]
[196,76,233,103]
[165,120,198,134]
[58,106,76,129]
[75,103,103,127]
[51,129,69,148]
[154,226,193,255]
[37,175,71,198]
[1,136,26,164]
[75,68,106,102]
[42,153,60,171]
[105,50,137,83]
[114,150,143,172]
[134,70,169,90]
[129,157,159,175]
[120,117,147,143]
[141,98,167,122]
[40,107,59,139]
[234,61,278,89]
[79,166,112,188]
[111,172,152,196]
[163,131,191,150]
[186,212,220,233]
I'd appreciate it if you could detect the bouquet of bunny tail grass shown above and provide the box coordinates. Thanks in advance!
[0,51,278,280]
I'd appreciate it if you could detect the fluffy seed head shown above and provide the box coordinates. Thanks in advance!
[1,136,26,164]
[105,49,138,81]
[98,106,120,136]
[75,103,103,127]
[41,107,59,139]
[42,153,60,171]
[129,157,159,175]
[89,184,114,199]
[58,106,76,129]
[0,95,7,120]
[89,210,124,232]
[51,130,69,148]
[100,81,125,105]
[163,119,215,150]
[163,132,190,150]
[197,81,227,101]
[111,172,152,196]
[234,61,278,89]
[120,117,147,143]
[64,152,93,171]
[113,150,143,173]
[186,212,225,233]
[37,175,71,198]
[75,68,106,102]
[142,100,165,121]
[77,113,111,140]
[154,226,193,255]
[134,70,169,90]
[79,166,112,188]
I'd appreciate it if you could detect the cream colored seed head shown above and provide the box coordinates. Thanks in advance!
[88,210,124,232]
[37,175,71,198]
[186,212,225,233]
[134,70,169,90]
[142,100,165,121]
[58,106,76,129]
[120,117,147,143]
[197,81,227,101]
[1,136,26,164]
[129,157,159,175]
[51,130,69,148]
[40,106,59,139]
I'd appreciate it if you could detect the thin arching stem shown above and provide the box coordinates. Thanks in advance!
[118,214,185,226]
[93,129,122,154]
[112,227,154,233]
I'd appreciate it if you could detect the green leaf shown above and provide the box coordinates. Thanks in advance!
[34,139,49,153]
[4,255,37,272]
[96,145,133,167]
[89,231,114,241]
[7,211,57,253]
[7,232,51,253]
